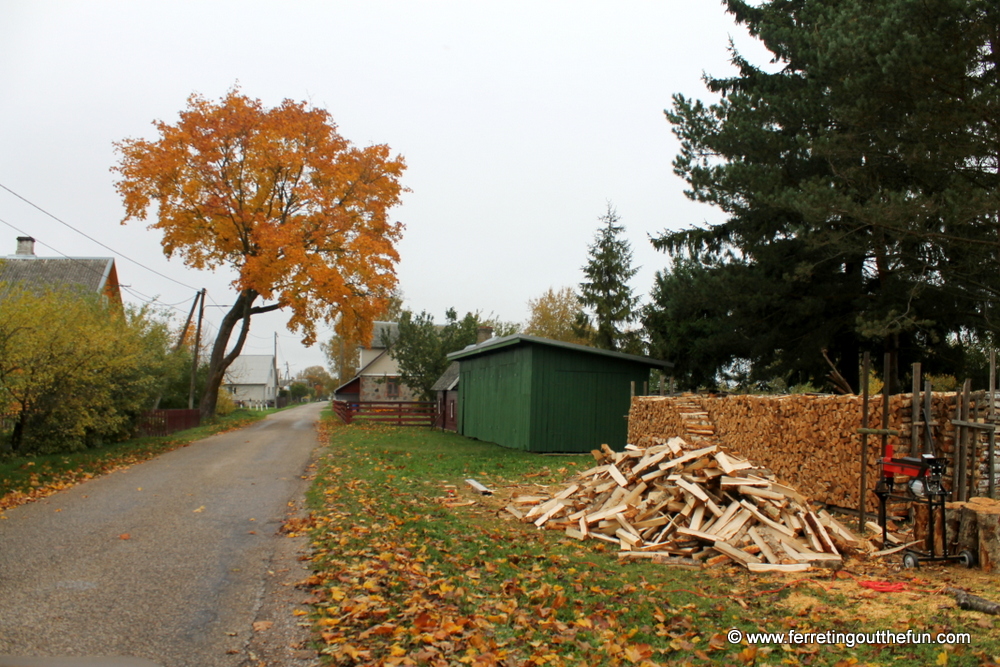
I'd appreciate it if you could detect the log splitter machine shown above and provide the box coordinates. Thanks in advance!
[874,443,975,568]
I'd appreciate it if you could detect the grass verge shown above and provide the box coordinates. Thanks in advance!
[0,407,278,512]
[304,419,1000,667]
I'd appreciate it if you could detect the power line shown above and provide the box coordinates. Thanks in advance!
[0,214,196,315]
[0,180,199,291]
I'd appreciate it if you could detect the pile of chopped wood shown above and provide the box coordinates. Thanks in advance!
[506,437,862,572]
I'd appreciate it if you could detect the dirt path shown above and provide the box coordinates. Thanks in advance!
[0,404,324,667]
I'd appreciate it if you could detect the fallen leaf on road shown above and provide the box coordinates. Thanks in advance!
[193,506,205,513]
[253,621,273,632]
[119,533,130,540]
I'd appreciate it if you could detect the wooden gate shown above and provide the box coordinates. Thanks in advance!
[331,400,437,427]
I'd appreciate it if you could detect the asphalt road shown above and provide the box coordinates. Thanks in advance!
[0,402,325,667]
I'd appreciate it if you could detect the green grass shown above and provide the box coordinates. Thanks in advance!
[0,408,277,510]
[305,420,1000,667]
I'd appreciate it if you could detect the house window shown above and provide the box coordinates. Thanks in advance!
[386,378,400,398]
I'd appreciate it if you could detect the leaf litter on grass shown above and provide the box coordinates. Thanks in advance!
[302,418,1000,667]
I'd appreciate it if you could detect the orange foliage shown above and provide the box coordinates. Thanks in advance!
[113,88,407,346]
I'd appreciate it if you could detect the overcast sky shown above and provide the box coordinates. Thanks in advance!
[0,1,768,377]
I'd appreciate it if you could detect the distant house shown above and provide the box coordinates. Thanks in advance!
[333,321,420,403]
[223,355,280,406]
[431,362,460,431]
[0,236,122,305]
[447,334,673,452]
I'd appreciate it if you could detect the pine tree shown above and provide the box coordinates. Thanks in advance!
[579,204,641,352]
[650,0,1000,392]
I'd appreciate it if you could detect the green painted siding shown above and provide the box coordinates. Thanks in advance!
[457,340,652,453]
[527,345,645,452]
[457,345,532,449]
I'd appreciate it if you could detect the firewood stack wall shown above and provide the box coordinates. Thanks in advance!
[629,393,996,513]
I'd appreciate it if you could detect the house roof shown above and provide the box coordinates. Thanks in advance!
[431,361,460,392]
[224,355,277,386]
[370,321,399,349]
[0,255,120,302]
[446,334,674,369]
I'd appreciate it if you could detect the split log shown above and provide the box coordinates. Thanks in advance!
[509,434,843,572]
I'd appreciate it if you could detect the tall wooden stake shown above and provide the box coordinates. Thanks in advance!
[188,289,206,410]
[881,353,892,460]
[859,351,871,532]
[911,363,921,454]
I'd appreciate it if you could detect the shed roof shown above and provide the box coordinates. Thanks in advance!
[431,361,460,392]
[447,334,673,369]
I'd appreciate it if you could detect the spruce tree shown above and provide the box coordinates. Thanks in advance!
[580,204,641,352]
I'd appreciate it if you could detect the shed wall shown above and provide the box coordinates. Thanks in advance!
[458,345,532,449]
[528,345,647,452]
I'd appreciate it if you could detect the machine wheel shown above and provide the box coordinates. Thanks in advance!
[958,549,977,568]
[902,552,921,569]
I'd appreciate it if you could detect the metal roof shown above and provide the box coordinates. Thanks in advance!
[446,334,673,369]
[224,355,277,386]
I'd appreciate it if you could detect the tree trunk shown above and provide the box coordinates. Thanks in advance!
[198,290,257,421]
[197,288,284,420]
[9,413,25,453]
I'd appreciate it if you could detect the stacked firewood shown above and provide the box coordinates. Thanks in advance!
[506,437,861,572]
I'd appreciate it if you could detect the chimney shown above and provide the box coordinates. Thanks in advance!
[15,236,35,256]
[476,326,494,344]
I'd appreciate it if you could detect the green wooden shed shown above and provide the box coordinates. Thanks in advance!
[446,334,673,453]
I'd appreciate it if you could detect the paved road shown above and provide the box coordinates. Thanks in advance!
[0,403,324,667]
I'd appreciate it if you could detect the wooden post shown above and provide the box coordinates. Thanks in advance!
[630,381,635,398]
[990,349,996,421]
[958,380,972,502]
[911,363,921,454]
[990,350,996,498]
[923,380,935,456]
[881,353,892,460]
[859,351,871,532]
[989,427,996,499]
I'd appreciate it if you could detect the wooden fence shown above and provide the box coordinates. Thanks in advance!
[331,400,437,427]
[137,409,201,437]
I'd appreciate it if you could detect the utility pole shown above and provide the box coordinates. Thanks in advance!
[173,291,201,352]
[188,289,206,410]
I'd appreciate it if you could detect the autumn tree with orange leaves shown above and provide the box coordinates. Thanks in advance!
[114,89,407,418]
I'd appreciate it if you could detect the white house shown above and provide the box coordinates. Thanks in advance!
[333,322,419,402]
[223,355,279,406]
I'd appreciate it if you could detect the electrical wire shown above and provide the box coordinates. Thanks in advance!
[0,180,199,291]
[0,214,196,316]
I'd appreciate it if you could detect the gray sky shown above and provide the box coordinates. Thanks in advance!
[0,1,766,376]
